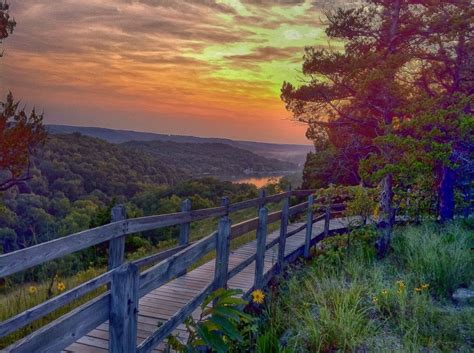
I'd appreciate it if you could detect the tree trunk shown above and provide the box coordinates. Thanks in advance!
[439,165,455,222]
[376,173,394,258]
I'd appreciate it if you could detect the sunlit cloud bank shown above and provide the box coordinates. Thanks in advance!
[2,0,336,143]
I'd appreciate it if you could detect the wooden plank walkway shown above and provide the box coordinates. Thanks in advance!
[63,216,350,353]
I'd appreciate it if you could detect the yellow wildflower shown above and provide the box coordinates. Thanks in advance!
[415,287,422,293]
[28,286,37,295]
[372,296,378,304]
[396,280,405,289]
[421,283,429,290]
[381,289,388,296]
[251,289,265,304]
[373,206,380,220]
[57,282,66,292]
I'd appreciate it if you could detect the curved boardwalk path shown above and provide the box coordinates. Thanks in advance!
[64,217,350,353]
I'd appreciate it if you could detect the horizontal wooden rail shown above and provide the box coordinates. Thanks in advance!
[139,232,217,297]
[288,201,309,216]
[290,189,315,197]
[3,188,344,353]
[137,282,215,353]
[0,222,125,278]
[264,191,291,204]
[286,223,308,238]
[0,269,114,338]
[132,244,190,268]
[228,197,260,212]
[228,253,257,279]
[6,294,110,353]
[0,190,318,279]
[230,217,259,239]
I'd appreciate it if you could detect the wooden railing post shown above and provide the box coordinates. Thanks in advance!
[110,263,138,353]
[214,197,231,289]
[254,206,268,289]
[324,206,330,238]
[109,205,126,271]
[258,188,266,209]
[304,194,314,259]
[177,199,192,277]
[277,186,291,273]
[179,199,192,246]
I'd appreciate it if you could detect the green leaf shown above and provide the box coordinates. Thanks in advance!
[196,325,228,353]
[210,314,243,341]
[216,296,247,306]
[202,287,226,308]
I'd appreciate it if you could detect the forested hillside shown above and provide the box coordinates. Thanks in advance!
[47,124,313,165]
[0,132,281,259]
[121,140,295,177]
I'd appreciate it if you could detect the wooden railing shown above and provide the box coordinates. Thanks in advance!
[0,189,347,353]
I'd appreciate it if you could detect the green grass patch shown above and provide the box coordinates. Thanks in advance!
[259,221,474,352]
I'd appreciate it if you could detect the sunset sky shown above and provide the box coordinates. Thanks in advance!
[1,0,336,144]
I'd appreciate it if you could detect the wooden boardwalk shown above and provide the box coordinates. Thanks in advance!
[63,217,350,353]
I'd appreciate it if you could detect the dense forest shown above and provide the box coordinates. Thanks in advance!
[47,124,313,165]
[0,132,291,259]
[122,140,295,177]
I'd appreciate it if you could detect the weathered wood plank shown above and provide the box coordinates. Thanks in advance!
[286,223,307,238]
[0,223,124,278]
[214,197,231,289]
[324,207,331,237]
[6,294,110,353]
[290,189,316,198]
[108,205,126,272]
[177,199,192,277]
[136,282,215,353]
[179,199,192,246]
[264,235,280,251]
[109,264,139,353]
[277,188,290,272]
[228,198,259,212]
[267,210,282,223]
[230,217,258,239]
[0,271,112,338]
[126,207,225,234]
[288,201,309,216]
[139,232,217,297]
[304,195,314,258]
[313,213,326,223]
[227,254,256,279]
[254,207,268,289]
[132,245,189,268]
[264,191,291,204]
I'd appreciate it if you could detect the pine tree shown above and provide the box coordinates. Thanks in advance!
[282,0,417,256]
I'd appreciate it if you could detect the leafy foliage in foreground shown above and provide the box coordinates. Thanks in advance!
[167,288,252,352]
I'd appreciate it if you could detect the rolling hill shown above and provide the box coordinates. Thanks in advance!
[46,125,313,166]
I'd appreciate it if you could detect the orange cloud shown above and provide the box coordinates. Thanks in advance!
[1,0,330,144]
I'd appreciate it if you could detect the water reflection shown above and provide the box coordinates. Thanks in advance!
[231,176,282,188]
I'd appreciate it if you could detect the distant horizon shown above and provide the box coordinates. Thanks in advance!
[2,0,334,145]
[47,122,314,146]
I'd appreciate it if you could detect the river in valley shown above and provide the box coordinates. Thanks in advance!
[231,175,282,188]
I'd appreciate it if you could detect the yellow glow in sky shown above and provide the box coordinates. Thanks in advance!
[2,0,333,144]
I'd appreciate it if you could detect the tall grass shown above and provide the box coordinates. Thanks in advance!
[0,267,105,348]
[262,221,474,352]
[392,222,474,297]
